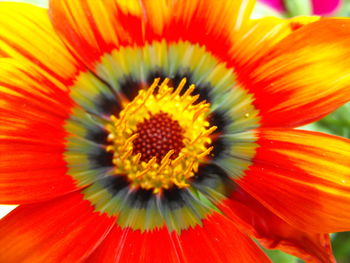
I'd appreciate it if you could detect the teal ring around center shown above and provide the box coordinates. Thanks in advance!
[63,40,260,232]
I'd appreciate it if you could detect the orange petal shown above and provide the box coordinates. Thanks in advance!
[48,0,256,69]
[142,0,256,62]
[0,59,78,204]
[219,186,335,262]
[49,0,144,69]
[0,2,79,85]
[0,192,115,263]
[230,16,320,77]
[239,18,350,127]
[238,129,350,233]
[86,212,271,263]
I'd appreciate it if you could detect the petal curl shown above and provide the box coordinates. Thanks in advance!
[0,59,78,204]
[86,213,271,263]
[0,192,115,263]
[238,129,350,233]
[239,18,350,127]
[219,187,335,263]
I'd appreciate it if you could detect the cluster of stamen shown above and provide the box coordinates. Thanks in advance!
[106,78,216,193]
[132,112,184,163]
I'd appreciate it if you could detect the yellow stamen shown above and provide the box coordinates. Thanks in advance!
[121,149,133,161]
[106,78,216,193]
[182,84,195,98]
[171,153,186,167]
[184,160,195,178]
[183,94,200,110]
[121,133,139,152]
[133,153,142,164]
[156,150,174,174]
[203,126,218,137]
[192,106,209,123]
[172,78,187,98]
[198,146,214,159]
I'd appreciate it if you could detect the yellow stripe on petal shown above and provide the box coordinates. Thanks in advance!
[232,0,257,31]
[0,2,79,84]
[116,0,143,16]
[231,16,321,74]
[49,0,257,74]
[49,0,144,68]
[238,129,350,233]
[269,130,350,185]
[0,58,78,204]
[239,18,350,127]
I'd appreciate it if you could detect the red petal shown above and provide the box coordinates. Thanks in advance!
[0,59,78,204]
[219,186,335,262]
[87,212,271,263]
[86,226,184,263]
[0,3,83,203]
[0,192,115,263]
[48,0,255,69]
[49,0,144,69]
[238,129,350,233]
[239,19,350,127]
[178,213,271,263]
[143,0,255,62]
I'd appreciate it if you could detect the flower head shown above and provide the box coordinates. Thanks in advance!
[1,0,350,262]
[259,0,341,15]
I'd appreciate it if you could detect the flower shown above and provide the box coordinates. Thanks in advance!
[1,0,350,262]
[259,0,341,15]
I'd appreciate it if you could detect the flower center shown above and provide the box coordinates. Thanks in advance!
[132,112,185,163]
[106,78,217,193]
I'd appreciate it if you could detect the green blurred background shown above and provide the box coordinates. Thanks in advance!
[1,0,349,262]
